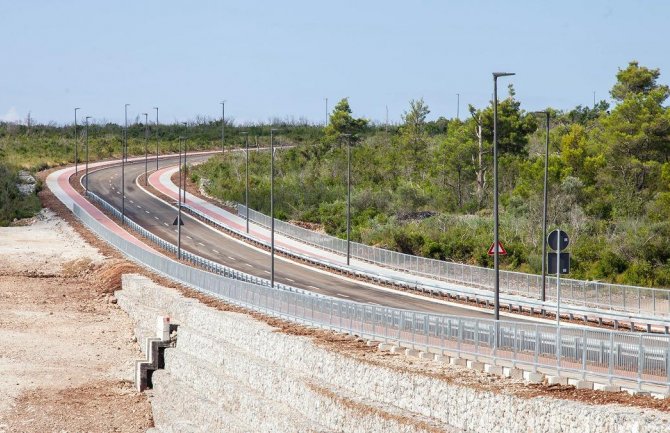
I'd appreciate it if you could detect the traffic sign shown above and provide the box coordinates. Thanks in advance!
[172,216,184,226]
[548,252,570,274]
[548,229,569,251]
[487,241,507,256]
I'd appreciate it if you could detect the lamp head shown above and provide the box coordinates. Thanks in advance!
[493,72,515,78]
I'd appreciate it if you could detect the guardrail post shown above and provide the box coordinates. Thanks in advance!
[533,325,539,371]
[582,328,587,379]
[638,334,644,388]
[513,323,518,366]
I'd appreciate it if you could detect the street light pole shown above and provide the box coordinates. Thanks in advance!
[177,137,183,260]
[74,108,80,174]
[221,99,226,153]
[143,113,148,186]
[270,128,278,287]
[85,116,91,195]
[153,107,159,170]
[493,72,515,321]
[341,133,352,266]
[122,103,130,225]
[181,122,187,203]
[241,131,250,233]
[534,111,551,304]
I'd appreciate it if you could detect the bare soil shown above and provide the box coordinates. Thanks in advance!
[0,173,154,433]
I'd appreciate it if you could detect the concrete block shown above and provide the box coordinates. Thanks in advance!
[547,376,568,385]
[575,380,594,390]
[594,384,621,393]
[467,360,485,372]
[433,354,449,363]
[419,352,435,361]
[524,371,545,384]
[484,364,503,376]
[404,348,421,358]
[634,391,651,397]
[390,345,406,354]
[365,340,379,347]
[507,368,524,380]
[157,316,170,341]
[377,343,393,352]
[449,357,467,367]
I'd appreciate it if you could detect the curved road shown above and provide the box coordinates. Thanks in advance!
[84,154,526,320]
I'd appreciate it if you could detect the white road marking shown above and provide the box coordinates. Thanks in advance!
[227,256,236,261]
[264,270,271,274]
[137,205,142,209]
[146,210,150,214]
[284,278,295,283]
[245,263,254,267]
[163,223,169,226]
[197,242,205,246]
[154,216,159,220]
[130,200,134,204]
[308,285,320,291]
[336,293,350,298]
[116,191,121,195]
[186,235,192,240]
[213,249,220,254]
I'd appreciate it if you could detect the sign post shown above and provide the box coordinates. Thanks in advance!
[547,229,570,326]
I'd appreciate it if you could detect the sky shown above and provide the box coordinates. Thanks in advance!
[1,0,668,126]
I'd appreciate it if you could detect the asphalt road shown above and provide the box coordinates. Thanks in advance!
[84,153,521,320]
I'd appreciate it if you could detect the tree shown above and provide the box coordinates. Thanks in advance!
[323,98,368,145]
[399,98,431,177]
[611,61,669,102]
[477,85,538,156]
[602,62,670,163]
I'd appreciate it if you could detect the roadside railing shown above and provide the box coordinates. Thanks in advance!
[86,191,319,298]
[72,200,670,391]
[238,205,670,319]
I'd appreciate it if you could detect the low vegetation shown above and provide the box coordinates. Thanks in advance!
[3,61,669,287]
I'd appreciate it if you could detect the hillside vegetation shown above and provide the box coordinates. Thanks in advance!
[191,61,670,287]
[2,61,669,287]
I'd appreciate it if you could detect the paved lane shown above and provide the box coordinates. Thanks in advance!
[85,154,529,320]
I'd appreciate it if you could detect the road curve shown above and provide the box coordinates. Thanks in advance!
[84,153,529,320]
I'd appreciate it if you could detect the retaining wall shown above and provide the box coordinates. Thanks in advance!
[118,274,670,433]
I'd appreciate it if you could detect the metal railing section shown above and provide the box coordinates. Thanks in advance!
[72,201,670,390]
[238,205,670,319]
[85,191,319,298]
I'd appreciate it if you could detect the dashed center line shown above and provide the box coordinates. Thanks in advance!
[336,293,350,298]
[284,278,295,283]
[245,263,254,267]
[130,200,134,204]
[145,210,150,214]
[197,242,205,246]
[154,216,159,220]
[308,285,320,290]
[186,235,192,240]
[212,249,220,254]
[263,270,271,274]
[227,256,236,261]
[163,223,169,226]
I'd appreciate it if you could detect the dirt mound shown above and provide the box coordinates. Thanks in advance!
[94,260,143,294]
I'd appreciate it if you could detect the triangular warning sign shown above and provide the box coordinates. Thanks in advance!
[172,216,184,226]
[487,241,507,256]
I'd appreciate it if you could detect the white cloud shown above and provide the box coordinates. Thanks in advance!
[1,107,20,123]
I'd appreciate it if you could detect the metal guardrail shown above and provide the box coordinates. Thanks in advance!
[72,200,670,391]
[238,205,670,319]
[86,191,319,298]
